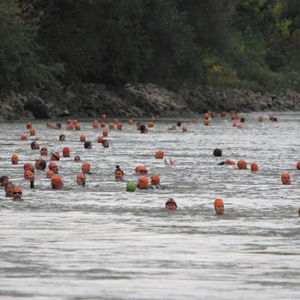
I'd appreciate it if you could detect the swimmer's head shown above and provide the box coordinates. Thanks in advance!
[76,172,86,186]
[84,141,92,149]
[51,175,63,189]
[213,149,222,157]
[80,134,86,142]
[214,198,224,215]
[138,176,148,189]
[62,147,70,157]
[155,150,164,159]
[50,152,60,161]
[74,156,81,162]
[40,147,48,156]
[59,134,66,141]
[165,198,177,210]
[82,162,91,174]
[250,163,259,172]
[11,154,19,164]
[12,186,23,200]
[151,174,160,185]
[281,173,291,185]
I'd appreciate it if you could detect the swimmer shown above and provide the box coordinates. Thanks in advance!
[51,175,63,189]
[40,147,48,156]
[35,158,46,171]
[165,198,177,210]
[140,124,148,133]
[137,176,148,189]
[62,147,70,157]
[76,173,86,186]
[31,141,40,150]
[11,154,19,165]
[74,155,81,162]
[49,162,59,174]
[164,158,175,165]
[50,152,60,161]
[102,139,109,148]
[12,186,23,201]
[0,176,9,187]
[150,174,161,189]
[214,198,224,215]
[213,149,222,157]
[82,162,91,174]
[281,173,291,185]
[5,182,15,197]
[59,134,66,141]
[84,141,92,149]
[298,208,300,217]
[155,150,164,159]
[115,165,124,181]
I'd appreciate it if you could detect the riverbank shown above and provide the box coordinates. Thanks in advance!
[1,83,300,120]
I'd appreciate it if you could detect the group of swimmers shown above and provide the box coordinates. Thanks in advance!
[1,111,299,216]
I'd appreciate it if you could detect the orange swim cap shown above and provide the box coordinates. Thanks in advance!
[155,150,164,159]
[250,163,259,172]
[51,175,62,185]
[151,174,160,185]
[11,154,18,160]
[237,160,247,169]
[138,176,149,189]
[82,162,91,170]
[76,172,86,184]
[225,159,235,165]
[24,170,34,180]
[46,170,54,178]
[13,186,22,193]
[203,119,209,126]
[26,122,33,129]
[296,161,300,170]
[148,122,154,128]
[214,198,224,207]
[23,163,33,170]
[281,172,291,184]
[102,129,108,137]
[109,122,115,129]
[117,122,123,130]
[48,162,57,169]
[135,165,143,174]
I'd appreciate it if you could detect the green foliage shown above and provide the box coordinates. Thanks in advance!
[0,0,62,94]
[0,0,298,94]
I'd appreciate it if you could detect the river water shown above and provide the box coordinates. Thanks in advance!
[0,113,300,300]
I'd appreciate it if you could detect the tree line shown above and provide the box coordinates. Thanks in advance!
[0,0,299,95]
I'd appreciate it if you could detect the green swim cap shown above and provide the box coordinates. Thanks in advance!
[208,117,212,121]
[126,182,136,192]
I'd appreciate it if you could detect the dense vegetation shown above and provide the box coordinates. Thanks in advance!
[1,0,299,95]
